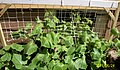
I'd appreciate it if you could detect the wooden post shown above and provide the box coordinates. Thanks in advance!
[0,4,11,47]
[0,23,7,47]
[109,2,120,41]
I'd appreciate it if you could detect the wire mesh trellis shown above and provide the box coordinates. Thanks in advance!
[0,4,110,45]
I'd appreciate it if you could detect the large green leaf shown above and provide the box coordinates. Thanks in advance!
[0,62,4,69]
[24,41,38,55]
[29,54,45,69]
[21,66,34,70]
[93,58,102,68]
[115,40,120,48]
[76,44,86,54]
[11,43,24,52]
[63,36,74,46]
[46,32,60,49]
[30,53,44,66]
[50,32,60,45]
[91,48,101,60]
[31,24,43,36]
[68,60,76,70]
[3,45,10,51]
[53,65,62,70]
[0,49,5,55]
[12,54,27,69]
[36,16,42,24]
[67,47,75,55]
[48,60,55,70]
[111,28,119,36]
[1,53,11,61]
[95,41,101,48]
[36,66,48,70]
[64,55,73,64]
[81,31,89,43]
[41,37,51,48]
[75,55,87,69]
[53,60,66,70]
[53,16,59,23]
[52,53,59,59]
[25,23,32,31]
[43,54,51,63]
[45,17,56,28]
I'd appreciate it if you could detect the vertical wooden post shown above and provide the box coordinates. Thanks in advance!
[0,4,11,47]
[109,2,120,41]
[0,23,7,47]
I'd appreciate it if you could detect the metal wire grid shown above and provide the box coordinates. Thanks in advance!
[0,6,109,44]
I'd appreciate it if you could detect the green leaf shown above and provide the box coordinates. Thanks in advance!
[3,45,10,51]
[52,53,59,59]
[68,60,76,70]
[81,31,89,42]
[64,55,72,64]
[29,54,45,69]
[36,16,42,24]
[41,37,51,48]
[12,54,27,69]
[93,58,101,68]
[25,23,32,31]
[43,54,51,63]
[21,66,34,70]
[76,45,86,54]
[115,40,120,48]
[0,62,4,69]
[75,55,87,69]
[48,21,55,28]
[11,43,24,52]
[111,28,119,36]
[45,17,56,28]
[24,41,38,55]
[1,53,11,61]
[91,48,101,60]
[67,47,75,55]
[63,36,74,46]
[50,32,60,45]
[36,66,48,70]
[31,24,43,36]
[30,53,44,65]
[53,65,62,70]
[53,16,59,23]
[0,49,5,55]
[48,60,55,70]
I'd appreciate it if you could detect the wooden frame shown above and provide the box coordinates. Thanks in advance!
[0,4,11,17]
[0,2,119,46]
[0,4,11,47]
[0,23,7,47]
[0,4,117,10]
[107,2,120,41]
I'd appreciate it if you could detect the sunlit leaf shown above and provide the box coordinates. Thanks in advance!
[75,55,87,69]
[11,43,24,52]
[12,54,27,69]
[1,53,11,61]
[24,41,38,55]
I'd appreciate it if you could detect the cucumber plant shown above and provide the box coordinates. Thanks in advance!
[0,11,120,70]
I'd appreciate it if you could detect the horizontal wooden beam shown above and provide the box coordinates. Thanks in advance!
[0,4,117,10]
